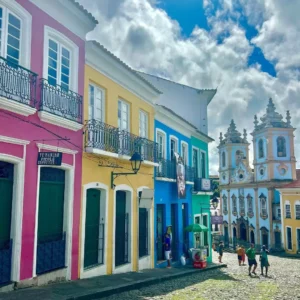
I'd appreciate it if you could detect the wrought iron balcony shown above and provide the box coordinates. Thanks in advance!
[84,119,119,154]
[39,79,82,123]
[155,158,195,182]
[0,56,37,107]
[119,130,158,162]
[194,177,213,192]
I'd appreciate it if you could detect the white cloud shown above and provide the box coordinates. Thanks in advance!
[79,0,300,175]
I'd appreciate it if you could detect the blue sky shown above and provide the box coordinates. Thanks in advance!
[157,0,276,77]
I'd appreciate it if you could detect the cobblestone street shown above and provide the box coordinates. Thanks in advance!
[103,251,300,300]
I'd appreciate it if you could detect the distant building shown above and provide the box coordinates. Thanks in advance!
[218,98,296,249]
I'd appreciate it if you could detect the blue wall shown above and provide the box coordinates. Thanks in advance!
[154,119,194,267]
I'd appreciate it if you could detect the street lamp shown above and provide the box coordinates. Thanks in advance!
[111,152,143,189]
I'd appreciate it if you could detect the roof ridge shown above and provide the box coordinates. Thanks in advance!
[70,0,98,24]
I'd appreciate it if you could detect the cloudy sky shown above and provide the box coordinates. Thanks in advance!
[79,0,300,175]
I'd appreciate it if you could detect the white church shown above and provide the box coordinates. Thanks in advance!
[218,98,297,249]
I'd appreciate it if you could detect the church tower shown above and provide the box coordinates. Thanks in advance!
[218,120,252,186]
[251,98,296,182]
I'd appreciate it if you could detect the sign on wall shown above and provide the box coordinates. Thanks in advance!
[37,152,63,166]
[201,178,211,191]
[211,215,223,225]
[175,153,186,199]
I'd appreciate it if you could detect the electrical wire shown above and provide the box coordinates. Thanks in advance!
[0,110,154,176]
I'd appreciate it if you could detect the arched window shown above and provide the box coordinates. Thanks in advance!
[232,194,237,214]
[258,139,264,158]
[277,136,286,157]
[239,196,245,215]
[222,152,226,167]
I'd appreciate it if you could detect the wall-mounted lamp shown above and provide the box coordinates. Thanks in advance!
[111,152,143,189]
[211,197,219,209]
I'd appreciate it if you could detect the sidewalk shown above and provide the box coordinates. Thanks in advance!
[0,263,226,300]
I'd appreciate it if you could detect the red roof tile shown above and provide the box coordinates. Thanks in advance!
[280,169,300,188]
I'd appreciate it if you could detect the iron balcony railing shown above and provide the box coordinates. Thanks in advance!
[85,119,119,154]
[0,56,37,107]
[194,177,213,192]
[119,130,158,162]
[155,158,195,182]
[39,79,82,123]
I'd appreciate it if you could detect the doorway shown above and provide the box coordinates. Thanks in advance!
[0,162,14,284]
[274,231,281,248]
[250,231,255,244]
[84,189,104,269]
[240,223,247,241]
[262,232,269,249]
[156,204,165,261]
[286,227,292,250]
[36,167,66,275]
[297,229,300,252]
[182,204,189,255]
[224,227,229,246]
[115,191,129,267]
[171,204,178,261]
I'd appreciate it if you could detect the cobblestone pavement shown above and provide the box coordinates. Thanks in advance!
[103,251,300,300]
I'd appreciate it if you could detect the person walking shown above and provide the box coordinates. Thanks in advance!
[241,245,246,266]
[246,243,257,276]
[164,232,172,268]
[260,245,270,276]
[237,245,243,266]
[218,242,224,263]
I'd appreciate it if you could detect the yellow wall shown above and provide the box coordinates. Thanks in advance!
[80,64,155,275]
[281,193,300,254]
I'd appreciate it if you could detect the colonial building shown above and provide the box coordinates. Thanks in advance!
[140,73,216,264]
[277,170,300,254]
[0,0,96,289]
[219,98,296,249]
[81,41,160,277]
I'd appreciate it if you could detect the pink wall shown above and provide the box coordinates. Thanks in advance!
[0,0,86,281]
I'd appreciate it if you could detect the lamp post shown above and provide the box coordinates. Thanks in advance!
[211,197,219,210]
[111,152,143,189]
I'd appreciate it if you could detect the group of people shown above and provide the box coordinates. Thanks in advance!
[218,242,270,277]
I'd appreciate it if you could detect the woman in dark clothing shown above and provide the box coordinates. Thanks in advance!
[218,242,224,263]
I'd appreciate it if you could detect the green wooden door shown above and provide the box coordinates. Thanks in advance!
[38,168,65,243]
[0,162,14,250]
[84,189,100,268]
[115,191,127,266]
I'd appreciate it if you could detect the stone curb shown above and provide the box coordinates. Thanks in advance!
[66,264,227,300]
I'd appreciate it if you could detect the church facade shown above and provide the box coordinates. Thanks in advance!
[219,98,297,249]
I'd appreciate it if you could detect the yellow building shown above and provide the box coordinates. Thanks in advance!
[79,41,161,278]
[277,169,300,254]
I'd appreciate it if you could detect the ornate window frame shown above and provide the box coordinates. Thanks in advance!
[258,138,264,159]
[232,194,237,216]
[276,136,287,158]
[222,194,228,215]
[246,193,254,218]
[259,193,268,220]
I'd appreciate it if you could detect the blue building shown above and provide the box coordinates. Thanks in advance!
[154,105,195,267]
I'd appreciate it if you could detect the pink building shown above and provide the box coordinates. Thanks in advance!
[0,0,97,288]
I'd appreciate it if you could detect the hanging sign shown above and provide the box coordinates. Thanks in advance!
[37,152,62,166]
[201,178,211,191]
[211,215,223,225]
[175,153,186,199]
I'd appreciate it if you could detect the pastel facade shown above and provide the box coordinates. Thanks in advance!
[0,0,96,287]
[277,170,300,254]
[219,99,296,249]
[80,41,160,278]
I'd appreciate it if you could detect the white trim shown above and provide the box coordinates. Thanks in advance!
[112,184,133,274]
[156,128,167,159]
[137,186,152,270]
[80,182,109,278]
[118,99,130,132]
[0,97,37,117]
[32,163,75,280]
[85,147,119,158]
[200,150,207,178]
[0,135,30,145]
[155,177,176,183]
[286,226,293,251]
[0,0,32,68]
[38,111,83,131]
[181,141,189,165]
[279,192,285,246]
[294,201,300,220]
[143,160,159,167]
[43,26,79,93]
[86,41,160,106]
[169,135,178,160]
[88,82,106,122]
[192,146,200,177]
[36,142,78,155]
[29,0,96,39]
[139,109,148,138]
[0,153,26,282]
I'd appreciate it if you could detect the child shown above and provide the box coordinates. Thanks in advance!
[237,245,243,266]
[241,246,246,265]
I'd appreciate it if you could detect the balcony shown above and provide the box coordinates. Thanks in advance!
[85,119,119,157]
[119,130,158,163]
[38,79,83,131]
[155,158,195,183]
[0,56,37,116]
[194,177,213,193]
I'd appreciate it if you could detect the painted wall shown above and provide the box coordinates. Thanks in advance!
[81,64,155,275]
[0,0,87,281]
